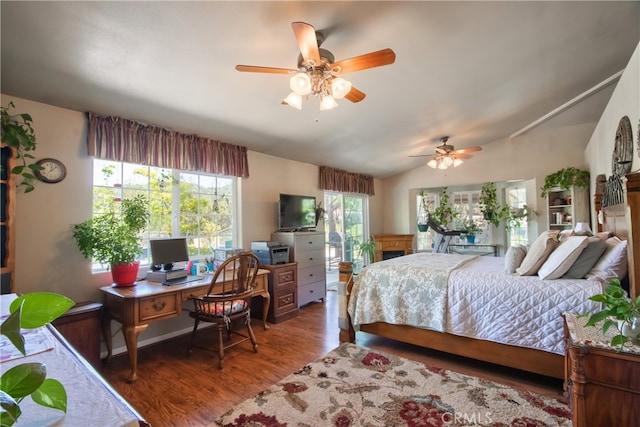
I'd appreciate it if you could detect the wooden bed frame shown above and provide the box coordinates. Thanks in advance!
[339,173,640,379]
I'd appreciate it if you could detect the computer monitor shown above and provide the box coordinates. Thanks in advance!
[149,238,189,271]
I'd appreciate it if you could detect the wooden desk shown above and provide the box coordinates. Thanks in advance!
[100,270,270,382]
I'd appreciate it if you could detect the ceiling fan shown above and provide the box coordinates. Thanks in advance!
[409,136,482,169]
[235,21,396,110]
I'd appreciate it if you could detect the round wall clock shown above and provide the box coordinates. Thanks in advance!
[612,115,633,176]
[35,158,67,183]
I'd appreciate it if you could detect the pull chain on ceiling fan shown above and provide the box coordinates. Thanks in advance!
[409,136,482,170]
[235,22,396,110]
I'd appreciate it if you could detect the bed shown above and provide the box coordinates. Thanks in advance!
[339,172,640,379]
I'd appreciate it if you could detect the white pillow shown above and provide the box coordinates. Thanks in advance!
[538,236,589,280]
[586,238,628,281]
[516,230,560,276]
[504,245,527,274]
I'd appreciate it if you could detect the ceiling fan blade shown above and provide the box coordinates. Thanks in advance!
[292,22,321,65]
[454,153,473,159]
[454,146,482,154]
[344,86,366,103]
[331,48,396,74]
[235,65,296,74]
[409,154,435,158]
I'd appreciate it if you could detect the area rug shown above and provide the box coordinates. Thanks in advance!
[215,343,571,426]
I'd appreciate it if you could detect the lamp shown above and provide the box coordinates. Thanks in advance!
[283,70,351,111]
[427,154,464,170]
[574,222,593,236]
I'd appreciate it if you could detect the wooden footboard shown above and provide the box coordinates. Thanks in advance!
[338,272,564,379]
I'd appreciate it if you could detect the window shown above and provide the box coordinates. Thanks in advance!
[506,186,528,246]
[92,159,237,270]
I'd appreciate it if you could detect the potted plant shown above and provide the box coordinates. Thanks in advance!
[506,205,536,230]
[585,278,640,349]
[417,191,429,232]
[72,195,150,286]
[357,238,377,266]
[1,102,42,193]
[478,182,508,227]
[432,187,459,227]
[461,218,481,243]
[540,167,590,198]
[1,292,74,426]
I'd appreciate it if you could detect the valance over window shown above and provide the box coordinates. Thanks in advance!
[86,112,249,178]
[319,166,374,196]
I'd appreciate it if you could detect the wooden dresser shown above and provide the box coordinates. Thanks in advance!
[272,231,326,307]
[257,262,299,323]
[564,313,640,427]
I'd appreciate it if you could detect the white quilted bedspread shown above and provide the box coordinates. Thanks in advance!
[349,254,605,355]
[446,256,604,355]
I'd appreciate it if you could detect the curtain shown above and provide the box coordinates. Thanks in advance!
[319,166,375,196]
[86,112,249,178]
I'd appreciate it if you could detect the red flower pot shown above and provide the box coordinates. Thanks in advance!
[111,261,140,287]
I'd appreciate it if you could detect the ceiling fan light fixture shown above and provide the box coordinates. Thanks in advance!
[283,92,303,109]
[331,77,352,99]
[453,157,463,167]
[427,159,438,169]
[442,156,454,168]
[290,72,311,95]
[320,94,338,110]
[437,159,449,170]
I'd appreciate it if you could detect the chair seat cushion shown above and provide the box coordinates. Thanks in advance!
[200,300,248,317]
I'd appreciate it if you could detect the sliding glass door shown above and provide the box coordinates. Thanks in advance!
[323,191,368,280]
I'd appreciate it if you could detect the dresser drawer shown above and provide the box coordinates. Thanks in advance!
[274,289,297,314]
[298,281,326,307]
[298,264,325,286]
[293,233,324,251]
[295,249,324,269]
[139,294,179,322]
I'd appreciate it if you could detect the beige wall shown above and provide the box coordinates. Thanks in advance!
[585,42,640,221]
[3,94,384,351]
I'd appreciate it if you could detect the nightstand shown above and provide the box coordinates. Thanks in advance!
[564,313,640,426]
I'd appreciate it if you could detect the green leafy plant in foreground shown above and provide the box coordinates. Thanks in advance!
[585,278,640,350]
[0,292,74,426]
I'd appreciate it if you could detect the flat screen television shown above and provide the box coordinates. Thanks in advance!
[149,238,189,270]
[278,194,317,231]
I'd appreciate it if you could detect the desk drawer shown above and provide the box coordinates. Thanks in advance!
[294,233,324,251]
[295,249,325,269]
[139,294,179,322]
[298,264,325,286]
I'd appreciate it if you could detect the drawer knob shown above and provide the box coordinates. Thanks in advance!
[152,301,166,311]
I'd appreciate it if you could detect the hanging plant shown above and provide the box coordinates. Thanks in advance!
[479,182,509,227]
[417,191,430,231]
[1,102,42,193]
[540,167,590,198]
[432,187,459,227]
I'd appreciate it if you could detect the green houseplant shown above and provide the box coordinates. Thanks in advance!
[72,195,150,286]
[417,191,429,232]
[1,102,42,193]
[432,187,459,227]
[540,167,590,198]
[0,292,75,426]
[478,182,508,227]
[461,218,481,243]
[357,238,377,266]
[585,278,640,349]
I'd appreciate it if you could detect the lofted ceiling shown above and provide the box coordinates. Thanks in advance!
[1,1,639,179]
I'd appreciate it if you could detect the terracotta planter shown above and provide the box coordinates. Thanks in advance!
[111,261,140,287]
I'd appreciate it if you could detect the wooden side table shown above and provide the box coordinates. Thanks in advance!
[564,313,640,427]
[52,301,103,369]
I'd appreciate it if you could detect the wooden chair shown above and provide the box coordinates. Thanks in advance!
[187,252,260,368]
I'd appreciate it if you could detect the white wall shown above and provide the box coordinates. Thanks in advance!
[585,42,640,209]
[3,94,384,351]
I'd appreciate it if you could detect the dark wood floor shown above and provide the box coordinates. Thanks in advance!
[99,290,564,427]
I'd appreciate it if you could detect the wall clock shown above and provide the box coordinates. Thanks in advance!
[612,115,632,176]
[34,158,67,183]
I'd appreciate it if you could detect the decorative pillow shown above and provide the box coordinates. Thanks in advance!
[558,230,574,242]
[516,230,560,276]
[562,237,608,279]
[537,236,589,280]
[586,238,628,281]
[504,245,527,274]
[595,231,613,240]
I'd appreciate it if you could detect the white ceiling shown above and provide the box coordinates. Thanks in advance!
[2,1,639,178]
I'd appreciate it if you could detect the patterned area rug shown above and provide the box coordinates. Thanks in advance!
[215,343,571,426]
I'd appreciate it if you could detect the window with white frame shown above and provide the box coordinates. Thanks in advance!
[506,186,528,246]
[92,159,236,271]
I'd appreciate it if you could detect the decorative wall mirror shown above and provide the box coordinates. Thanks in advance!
[612,115,633,176]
